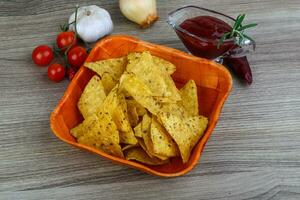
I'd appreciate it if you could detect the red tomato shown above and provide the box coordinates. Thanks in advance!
[67,67,76,80]
[32,45,54,66]
[47,63,65,82]
[67,46,88,68]
[56,31,77,52]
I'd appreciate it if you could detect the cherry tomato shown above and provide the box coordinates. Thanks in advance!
[67,46,88,68]
[47,63,65,82]
[67,67,76,80]
[56,31,77,52]
[32,45,54,66]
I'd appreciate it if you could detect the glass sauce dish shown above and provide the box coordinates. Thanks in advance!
[167,6,255,61]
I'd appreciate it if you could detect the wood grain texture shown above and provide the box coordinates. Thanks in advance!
[0,0,300,199]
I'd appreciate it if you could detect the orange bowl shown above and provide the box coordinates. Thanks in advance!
[50,35,232,177]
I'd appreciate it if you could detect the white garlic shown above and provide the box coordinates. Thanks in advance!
[119,0,158,28]
[69,5,113,43]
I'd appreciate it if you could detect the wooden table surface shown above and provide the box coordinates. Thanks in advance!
[1,0,300,199]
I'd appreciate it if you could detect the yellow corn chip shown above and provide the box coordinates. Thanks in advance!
[70,114,124,158]
[127,52,169,97]
[125,147,169,165]
[120,73,161,115]
[158,112,208,163]
[180,80,198,116]
[161,102,186,117]
[141,114,169,160]
[127,52,181,102]
[70,115,97,139]
[101,73,118,94]
[126,99,147,116]
[78,75,106,119]
[84,57,127,80]
[152,55,176,75]
[126,99,139,127]
[127,52,176,75]
[122,143,139,151]
[150,118,179,157]
[136,137,153,158]
[101,87,137,145]
[133,122,143,138]
[142,128,169,160]
[84,57,127,94]
[141,113,152,133]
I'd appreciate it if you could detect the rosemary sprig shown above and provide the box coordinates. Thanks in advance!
[217,14,257,49]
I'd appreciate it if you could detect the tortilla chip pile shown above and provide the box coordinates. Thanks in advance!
[70,51,208,165]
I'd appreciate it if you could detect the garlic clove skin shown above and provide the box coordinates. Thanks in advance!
[119,0,158,28]
[69,5,113,43]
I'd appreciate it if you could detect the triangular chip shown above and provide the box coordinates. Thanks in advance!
[70,114,124,158]
[126,99,147,116]
[78,75,106,119]
[84,57,127,79]
[150,118,179,157]
[84,57,127,94]
[120,73,161,115]
[158,112,208,163]
[133,122,143,138]
[125,147,169,165]
[101,73,118,94]
[180,80,198,116]
[126,99,139,127]
[126,52,181,102]
[122,143,139,151]
[142,128,169,160]
[141,114,169,160]
[101,87,137,145]
[152,55,176,75]
[127,52,176,75]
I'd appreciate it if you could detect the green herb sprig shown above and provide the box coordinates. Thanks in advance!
[217,14,257,49]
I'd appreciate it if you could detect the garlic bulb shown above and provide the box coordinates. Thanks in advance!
[119,0,158,28]
[69,5,113,43]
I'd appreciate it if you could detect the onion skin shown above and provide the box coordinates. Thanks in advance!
[223,56,253,85]
[119,0,158,28]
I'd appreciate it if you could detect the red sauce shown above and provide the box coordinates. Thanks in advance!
[177,16,236,59]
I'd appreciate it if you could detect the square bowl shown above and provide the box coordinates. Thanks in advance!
[50,35,232,177]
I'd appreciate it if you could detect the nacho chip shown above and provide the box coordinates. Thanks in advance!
[101,87,137,145]
[122,143,139,151]
[127,52,169,97]
[180,80,198,116]
[141,113,152,133]
[70,115,98,139]
[101,73,118,94]
[78,75,106,119]
[141,114,169,160]
[126,99,147,116]
[158,112,208,163]
[126,99,139,127]
[120,73,161,115]
[126,52,180,102]
[150,118,179,157]
[184,115,208,148]
[70,114,124,158]
[133,122,143,138]
[84,57,127,80]
[127,52,176,75]
[142,128,169,160]
[84,57,127,94]
[152,55,176,75]
[136,137,153,158]
[161,102,186,117]
[125,147,169,165]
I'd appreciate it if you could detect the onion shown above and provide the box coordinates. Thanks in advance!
[119,0,158,28]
